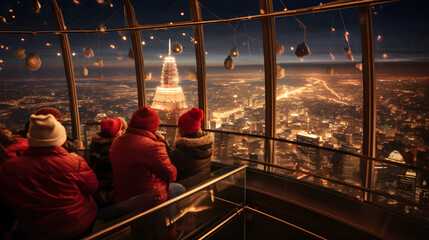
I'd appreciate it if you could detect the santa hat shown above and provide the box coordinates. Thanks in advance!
[27,114,67,147]
[129,106,159,132]
[100,118,122,136]
[35,107,63,121]
[178,108,204,134]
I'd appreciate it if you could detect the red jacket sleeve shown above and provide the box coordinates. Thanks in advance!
[75,157,99,195]
[149,142,177,183]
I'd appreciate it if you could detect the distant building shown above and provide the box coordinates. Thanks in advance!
[296,132,320,172]
[151,39,188,141]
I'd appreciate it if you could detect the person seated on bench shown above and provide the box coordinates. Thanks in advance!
[170,108,214,187]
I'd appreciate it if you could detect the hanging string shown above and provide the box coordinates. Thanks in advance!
[101,5,124,27]
[4,1,49,25]
[329,16,335,60]
[339,9,350,48]
[279,0,307,42]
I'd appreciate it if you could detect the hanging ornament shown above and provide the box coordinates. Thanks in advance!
[342,47,354,61]
[83,66,88,76]
[329,51,335,60]
[224,55,234,70]
[145,71,152,80]
[188,69,197,81]
[276,65,285,79]
[295,42,311,58]
[172,41,183,54]
[32,0,41,13]
[25,53,41,71]
[327,66,334,75]
[0,16,6,24]
[230,47,239,57]
[116,52,123,60]
[14,47,26,59]
[355,63,363,71]
[94,59,103,68]
[276,43,285,55]
[96,0,105,4]
[128,48,134,59]
[83,47,94,58]
[98,24,106,32]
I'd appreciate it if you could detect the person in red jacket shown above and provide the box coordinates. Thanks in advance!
[110,106,184,239]
[0,114,99,240]
[0,126,28,240]
[0,125,28,163]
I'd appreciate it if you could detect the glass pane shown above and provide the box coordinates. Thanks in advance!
[274,138,362,198]
[200,0,260,20]
[58,0,125,30]
[212,131,265,171]
[0,34,68,134]
[0,0,57,31]
[88,165,245,239]
[67,31,137,147]
[373,0,429,224]
[273,0,338,12]
[132,0,191,25]
[275,9,363,153]
[205,20,265,136]
[373,158,429,223]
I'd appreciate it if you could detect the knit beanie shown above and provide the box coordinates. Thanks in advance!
[100,118,122,136]
[27,114,67,147]
[129,106,159,132]
[35,107,63,121]
[178,108,204,134]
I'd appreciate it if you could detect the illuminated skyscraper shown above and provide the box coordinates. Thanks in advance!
[152,39,188,139]
[296,132,321,172]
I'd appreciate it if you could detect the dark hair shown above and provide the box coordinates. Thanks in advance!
[0,127,17,163]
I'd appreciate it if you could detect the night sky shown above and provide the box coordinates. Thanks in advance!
[0,0,428,79]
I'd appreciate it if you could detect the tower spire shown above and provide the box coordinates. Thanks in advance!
[169,38,171,56]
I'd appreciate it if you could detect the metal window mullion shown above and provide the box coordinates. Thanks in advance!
[189,0,208,129]
[259,0,277,170]
[51,0,81,141]
[358,6,376,200]
[125,0,146,107]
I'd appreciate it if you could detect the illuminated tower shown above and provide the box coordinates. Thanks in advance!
[152,39,188,138]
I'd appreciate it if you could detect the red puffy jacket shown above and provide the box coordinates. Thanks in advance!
[0,146,98,240]
[110,127,177,204]
[3,137,28,160]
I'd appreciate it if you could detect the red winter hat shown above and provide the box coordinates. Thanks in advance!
[129,106,159,132]
[178,108,204,134]
[35,107,63,121]
[100,118,122,136]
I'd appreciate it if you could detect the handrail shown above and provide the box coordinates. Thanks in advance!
[157,124,429,174]
[79,122,429,174]
[82,164,247,240]
[0,0,398,35]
